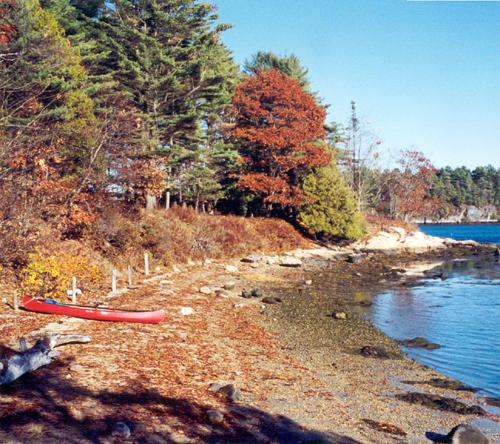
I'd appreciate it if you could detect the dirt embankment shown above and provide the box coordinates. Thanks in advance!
[0,231,498,443]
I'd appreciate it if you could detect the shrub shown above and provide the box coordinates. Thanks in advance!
[299,164,365,240]
[20,252,101,299]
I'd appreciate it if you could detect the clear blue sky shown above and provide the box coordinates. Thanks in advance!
[214,0,499,168]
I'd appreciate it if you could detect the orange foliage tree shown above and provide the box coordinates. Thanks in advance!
[230,69,330,211]
[383,150,440,221]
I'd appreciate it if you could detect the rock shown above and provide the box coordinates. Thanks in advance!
[261,296,283,304]
[279,257,302,267]
[485,396,500,408]
[360,346,391,359]
[187,259,196,266]
[401,336,441,350]
[223,281,236,290]
[214,289,230,298]
[426,271,448,280]
[218,384,242,401]
[225,265,238,273]
[346,254,365,264]
[426,424,489,444]
[160,280,174,285]
[173,265,182,273]
[251,288,263,297]
[443,424,488,444]
[241,255,262,263]
[241,290,252,298]
[206,409,224,424]
[112,421,131,438]
[265,256,278,265]
[180,307,193,316]
[250,263,260,268]
[494,247,500,257]
[351,300,372,307]
[199,286,212,295]
[304,279,312,286]
[331,311,347,320]
[204,259,213,265]
[208,382,223,392]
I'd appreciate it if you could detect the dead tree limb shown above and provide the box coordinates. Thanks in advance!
[0,334,91,385]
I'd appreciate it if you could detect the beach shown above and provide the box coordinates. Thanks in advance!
[1,229,498,443]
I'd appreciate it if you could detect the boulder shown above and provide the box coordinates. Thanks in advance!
[331,312,347,320]
[112,422,131,438]
[444,424,488,443]
[346,254,365,264]
[199,286,212,295]
[241,255,262,263]
[216,383,241,402]
[451,423,489,440]
[401,336,441,350]
[279,257,302,267]
[225,265,238,273]
[251,288,263,297]
[180,307,193,316]
[206,409,224,425]
[241,290,252,298]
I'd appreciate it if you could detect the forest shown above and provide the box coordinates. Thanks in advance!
[0,0,498,293]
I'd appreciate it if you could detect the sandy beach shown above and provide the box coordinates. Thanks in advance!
[1,231,498,443]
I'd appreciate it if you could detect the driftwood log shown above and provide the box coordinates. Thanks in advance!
[0,334,91,385]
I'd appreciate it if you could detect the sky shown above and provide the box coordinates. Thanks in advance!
[214,0,499,168]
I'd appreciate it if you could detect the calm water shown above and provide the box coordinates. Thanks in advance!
[419,223,500,244]
[370,224,500,397]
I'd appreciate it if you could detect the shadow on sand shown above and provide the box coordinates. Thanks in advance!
[0,358,360,443]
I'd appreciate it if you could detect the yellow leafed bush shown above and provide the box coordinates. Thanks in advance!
[20,252,101,299]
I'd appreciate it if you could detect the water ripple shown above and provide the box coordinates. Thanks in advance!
[370,260,500,397]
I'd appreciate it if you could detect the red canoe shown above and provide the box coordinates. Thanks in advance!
[22,296,165,324]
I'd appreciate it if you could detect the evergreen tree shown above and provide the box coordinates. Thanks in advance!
[299,163,365,240]
[244,51,310,90]
[86,0,239,207]
[0,0,99,236]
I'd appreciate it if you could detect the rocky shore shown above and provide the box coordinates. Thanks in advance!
[0,228,498,443]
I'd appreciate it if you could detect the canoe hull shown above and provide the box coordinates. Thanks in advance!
[22,296,165,324]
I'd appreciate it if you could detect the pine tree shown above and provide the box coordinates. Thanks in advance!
[85,0,239,208]
[244,51,310,90]
[0,0,99,236]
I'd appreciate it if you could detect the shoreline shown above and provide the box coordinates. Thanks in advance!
[1,236,498,443]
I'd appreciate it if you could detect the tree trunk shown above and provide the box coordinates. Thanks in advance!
[146,194,157,210]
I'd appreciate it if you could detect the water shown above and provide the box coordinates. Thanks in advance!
[370,223,500,397]
[419,223,500,244]
[370,259,500,397]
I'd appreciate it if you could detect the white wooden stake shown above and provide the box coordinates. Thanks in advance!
[72,276,77,304]
[128,264,133,286]
[13,293,19,311]
[144,252,150,276]
[112,269,117,293]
